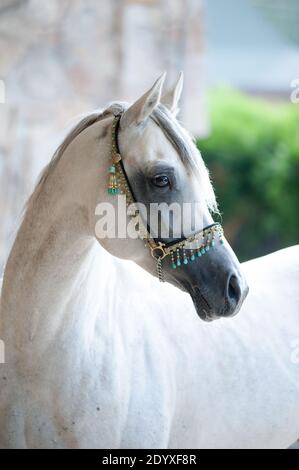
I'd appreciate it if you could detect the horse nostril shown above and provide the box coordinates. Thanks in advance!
[227,274,241,305]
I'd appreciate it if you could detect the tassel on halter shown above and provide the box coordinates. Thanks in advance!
[168,224,224,270]
[108,165,120,195]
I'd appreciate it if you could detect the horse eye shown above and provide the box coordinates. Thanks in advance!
[152,175,170,188]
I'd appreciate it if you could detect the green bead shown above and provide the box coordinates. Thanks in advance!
[109,166,116,174]
[201,248,205,255]
[211,240,215,247]
[177,260,181,267]
[171,263,177,269]
[197,251,201,257]
[191,254,195,261]
[206,245,210,251]
[183,258,188,265]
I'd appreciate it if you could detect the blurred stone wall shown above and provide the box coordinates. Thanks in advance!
[0,0,207,271]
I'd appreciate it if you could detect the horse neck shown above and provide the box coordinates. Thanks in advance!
[0,116,115,351]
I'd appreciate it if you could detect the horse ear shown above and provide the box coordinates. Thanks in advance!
[161,71,184,116]
[120,73,166,128]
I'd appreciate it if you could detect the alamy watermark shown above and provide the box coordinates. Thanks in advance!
[0,79,5,104]
[290,79,299,104]
[95,196,206,240]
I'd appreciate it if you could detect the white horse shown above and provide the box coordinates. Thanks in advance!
[0,73,299,449]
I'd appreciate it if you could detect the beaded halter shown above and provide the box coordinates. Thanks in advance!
[107,114,224,282]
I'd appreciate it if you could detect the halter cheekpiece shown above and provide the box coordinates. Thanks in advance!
[107,113,224,282]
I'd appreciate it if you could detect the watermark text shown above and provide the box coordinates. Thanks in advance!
[290,79,299,104]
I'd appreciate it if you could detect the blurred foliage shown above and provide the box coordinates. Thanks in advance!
[198,88,299,261]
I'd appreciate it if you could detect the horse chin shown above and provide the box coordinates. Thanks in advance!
[167,277,240,322]
[188,285,220,322]
[197,310,220,322]
[166,276,219,321]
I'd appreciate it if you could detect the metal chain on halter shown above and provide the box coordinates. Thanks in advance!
[156,257,165,283]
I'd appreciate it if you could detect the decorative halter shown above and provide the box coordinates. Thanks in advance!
[107,113,224,282]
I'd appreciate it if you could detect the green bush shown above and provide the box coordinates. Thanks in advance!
[197,88,299,261]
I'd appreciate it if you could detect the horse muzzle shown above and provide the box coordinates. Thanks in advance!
[166,240,249,321]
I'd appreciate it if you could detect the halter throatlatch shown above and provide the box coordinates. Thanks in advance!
[107,114,224,282]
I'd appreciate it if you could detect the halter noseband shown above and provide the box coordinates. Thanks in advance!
[107,113,224,282]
